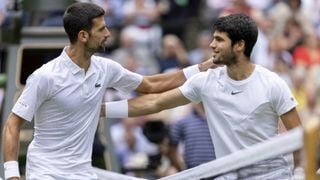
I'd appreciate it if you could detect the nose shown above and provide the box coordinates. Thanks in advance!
[209,40,216,49]
[105,27,111,38]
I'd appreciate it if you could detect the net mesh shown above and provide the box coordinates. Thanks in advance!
[94,127,308,180]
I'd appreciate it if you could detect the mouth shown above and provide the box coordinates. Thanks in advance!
[212,51,219,58]
[102,38,108,45]
[101,42,108,49]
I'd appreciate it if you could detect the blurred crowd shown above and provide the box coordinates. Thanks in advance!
[1,0,320,179]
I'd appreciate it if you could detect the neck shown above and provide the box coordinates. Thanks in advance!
[227,59,255,81]
[66,45,92,72]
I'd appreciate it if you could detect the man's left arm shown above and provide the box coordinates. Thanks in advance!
[280,107,302,167]
[135,58,215,94]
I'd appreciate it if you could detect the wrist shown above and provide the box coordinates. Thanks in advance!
[4,161,20,180]
[105,100,128,118]
[182,65,200,79]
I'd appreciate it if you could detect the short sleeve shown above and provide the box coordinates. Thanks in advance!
[179,73,206,103]
[105,60,143,94]
[270,76,298,116]
[12,70,50,121]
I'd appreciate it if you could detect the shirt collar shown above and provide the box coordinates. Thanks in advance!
[61,46,82,75]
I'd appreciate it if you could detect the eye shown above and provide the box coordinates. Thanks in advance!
[215,37,224,42]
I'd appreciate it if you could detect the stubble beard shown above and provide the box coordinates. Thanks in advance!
[97,40,108,53]
[86,43,106,54]
[97,45,106,53]
[213,51,237,66]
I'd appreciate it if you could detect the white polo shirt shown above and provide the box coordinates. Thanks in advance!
[179,65,297,176]
[12,47,142,179]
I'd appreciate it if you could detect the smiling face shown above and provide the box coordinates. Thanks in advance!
[209,31,237,66]
[85,16,111,53]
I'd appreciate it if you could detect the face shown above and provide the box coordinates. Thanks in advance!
[85,16,111,53]
[209,31,237,66]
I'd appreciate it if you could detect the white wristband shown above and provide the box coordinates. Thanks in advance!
[183,64,200,79]
[4,161,20,179]
[105,100,128,118]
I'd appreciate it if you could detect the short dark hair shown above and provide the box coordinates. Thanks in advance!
[63,2,105,44]
[213,13,258,57]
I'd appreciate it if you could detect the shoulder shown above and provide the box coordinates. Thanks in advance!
[91,55,124,71]
[24,60,58,92]
[31,59,57,81]
[91,55,111,66]
[254,65,288,88]
[183,66,223,91]
[190,66,224,82]
[255,65,280,81]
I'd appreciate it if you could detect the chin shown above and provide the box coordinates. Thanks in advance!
[97,46,106,53]
[213,58,222,64]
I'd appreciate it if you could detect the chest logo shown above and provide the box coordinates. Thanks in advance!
[231,90,242,95]
[95,83,101,88]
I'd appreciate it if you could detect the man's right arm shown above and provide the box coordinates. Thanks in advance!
[104,88,191,118]
[2,113,25,180]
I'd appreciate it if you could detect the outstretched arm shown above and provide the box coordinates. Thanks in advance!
[2,113,26,180]
[103,88,191,118]
[129,88,190,117]
[136,58,215,94]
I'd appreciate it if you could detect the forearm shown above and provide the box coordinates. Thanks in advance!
[137,58,215,94]
[129,89,189,117]
[137,63,205,94]
[168,145,183,171]
[280,108,302,167]
[128,94,160,117]
[3,123,20,162]
[137,69,188,94]
[104,94,160,118]
[293,150,301,168]
[105,89,189,118]
[2,113,22,179]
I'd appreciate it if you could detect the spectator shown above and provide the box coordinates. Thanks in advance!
[267,0,314,38]
[168,103,216,171]
[122,0,162,53]
[157,34,189,73]
[156,0,202,46]
[110,28,160,75]
[111,117,158,177]
[292,31,320,67]
[188,30,212,65]
[0,0,10,27]
[142,120,176,178]
[92,0,127,29]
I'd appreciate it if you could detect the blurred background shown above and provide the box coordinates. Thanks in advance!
[0,0,320,179]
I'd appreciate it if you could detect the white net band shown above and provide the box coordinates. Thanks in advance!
[160,127,303,180]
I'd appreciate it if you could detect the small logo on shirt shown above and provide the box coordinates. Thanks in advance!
[95,83,101,88]
[231,90,242,95]
[19,101,28,109]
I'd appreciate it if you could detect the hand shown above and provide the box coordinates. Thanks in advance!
[198,57,222,72]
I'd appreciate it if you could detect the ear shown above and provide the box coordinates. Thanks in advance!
[78,30,89,43]
[234,40,245,52]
